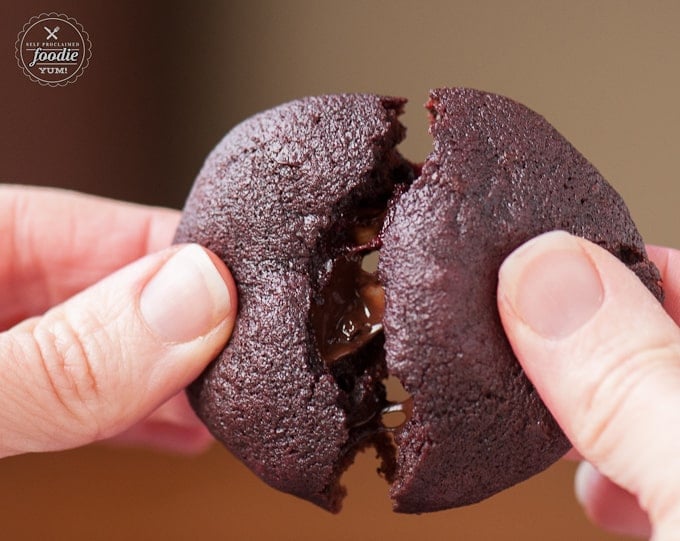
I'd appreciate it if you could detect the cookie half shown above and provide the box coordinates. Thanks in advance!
[175,94,413,511]
[380,87,662,512]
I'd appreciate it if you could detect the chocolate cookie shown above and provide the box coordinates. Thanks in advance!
[175,89,662,513]
[380,87,662,512]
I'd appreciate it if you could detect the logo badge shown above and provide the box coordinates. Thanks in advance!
[15,13,92,87]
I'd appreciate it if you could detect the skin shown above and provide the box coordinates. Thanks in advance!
[498,231,680,540]
[0,185,237,455]
[2,185,678,538]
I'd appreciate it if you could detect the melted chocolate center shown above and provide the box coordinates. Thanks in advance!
[309,200,413,431]
[310,254,384,363]
[309,160,416,435]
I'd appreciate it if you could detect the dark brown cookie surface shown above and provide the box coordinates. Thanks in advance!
[379,87,662,512]
[175,88,662,514]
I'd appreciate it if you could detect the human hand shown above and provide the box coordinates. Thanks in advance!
[497,231,680,540]
[0,185,236,456]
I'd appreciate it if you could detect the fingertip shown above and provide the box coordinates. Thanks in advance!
[140,244,236,344]
[498,231,604,341]
[575,462,652,538]
[646,245,680,325]
[574,461,598,508]
[202,247,239,335]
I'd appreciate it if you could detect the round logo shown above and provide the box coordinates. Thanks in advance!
[15,13,91,87]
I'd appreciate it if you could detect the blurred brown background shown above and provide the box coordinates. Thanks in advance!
[1,1,679,539]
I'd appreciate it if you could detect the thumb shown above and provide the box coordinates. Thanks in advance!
[498,231,680,539]
[0,244,236,456]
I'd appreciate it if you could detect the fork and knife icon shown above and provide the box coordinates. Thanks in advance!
[44,25,60,40]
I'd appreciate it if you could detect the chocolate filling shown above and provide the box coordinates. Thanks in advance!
[310,253,384,364]
[309,159,415,443]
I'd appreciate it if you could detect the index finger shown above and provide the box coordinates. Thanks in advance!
[0,185,181,329]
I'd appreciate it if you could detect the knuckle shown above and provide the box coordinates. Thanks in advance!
[576,340,680,460]
[29,310,107,440]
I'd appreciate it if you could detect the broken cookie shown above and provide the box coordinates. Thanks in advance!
[174,89,662,513]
